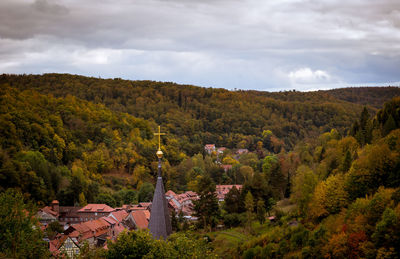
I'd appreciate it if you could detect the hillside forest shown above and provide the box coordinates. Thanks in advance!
[0,73,400,258]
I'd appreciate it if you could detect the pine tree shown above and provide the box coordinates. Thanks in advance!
[256,199,266,224]
[383,115,396,136]
[245,191,255,224]
[193,175,220,231]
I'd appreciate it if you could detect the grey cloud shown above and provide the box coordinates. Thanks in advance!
[32,0,69,15]
[0,0,399,90]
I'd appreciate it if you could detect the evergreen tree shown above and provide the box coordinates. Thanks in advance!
[383,115,396,136]
[223,186,244,213]
[193,175,220,231]
[245,191,255,225]
[256,199,266,224]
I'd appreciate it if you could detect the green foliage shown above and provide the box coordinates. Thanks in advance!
[138,182,155,202]
[95,193,117,207]
[345,130,400,200]
[193,175,220,230]
[0,74,400,257]
[46,221,63,239]
[106,230,216,258]
[372,208,400,251]
[0,189,49,258]
[213,98,400,258]
[223,213,245,228]
[0,74,376,155]
[291,165,318,215]
[256,199,266,224]
[223,185,244,214]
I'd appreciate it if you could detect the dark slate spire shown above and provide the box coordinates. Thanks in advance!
[149,126,172,239]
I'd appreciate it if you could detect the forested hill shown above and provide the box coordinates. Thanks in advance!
[2,73,397,156]
[325,86,400,108]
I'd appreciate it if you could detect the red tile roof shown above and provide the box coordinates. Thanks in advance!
[78,204,114,213]
[109,210,129,223]
[165,190,177,199]
[41,206,58,217]
[102,216,117,225]
[142,210,150,221]
[129,211,149,229]
[139,202,152,208]
[65,218,112,242]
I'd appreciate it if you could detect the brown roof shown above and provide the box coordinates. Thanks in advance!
[110,210,128,223]
[59,206,81,218]
[165,190,177,199]
[139,202,152,208]
[168,199,179,210]
[51,200,60,204]
[78,204,114,213]
[130,211,149,229]
[176,191,199,203]
[66,218,112,242]
[49,234,68,251]
[102,216,117,225]
[41,206,58,217]
[143,210,150,221]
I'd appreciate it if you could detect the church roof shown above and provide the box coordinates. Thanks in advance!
[148,161,172,239]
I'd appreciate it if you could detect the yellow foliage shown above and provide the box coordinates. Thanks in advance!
[222,156,239,165]
[322,231,348,259]
[309,174,348,219]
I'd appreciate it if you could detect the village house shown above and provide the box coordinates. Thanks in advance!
[124,210,150,230]
[77,204,115,221]
[217,147,227,154]
[236,148,249,155]
[37,200,87,226]
[53,211,131,254]
[204,144,216,154]
[129,202,152,212]
[216,185,242,202]
[108,210,129,224]
[59,206,82,224]
[37,200,59,225]
[165,190,199,216]
[50,235,80,258]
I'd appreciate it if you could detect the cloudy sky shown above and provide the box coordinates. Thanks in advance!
[1,0,399,91]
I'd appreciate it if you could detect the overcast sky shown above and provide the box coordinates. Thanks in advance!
[0,0,399,91]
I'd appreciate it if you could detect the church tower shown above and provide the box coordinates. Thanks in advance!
[148,126,172,239]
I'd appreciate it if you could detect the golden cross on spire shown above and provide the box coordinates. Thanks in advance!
[154,126,166,158]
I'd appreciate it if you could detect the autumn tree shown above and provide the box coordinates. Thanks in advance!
[0,189,49,258]
[291,165,318,215]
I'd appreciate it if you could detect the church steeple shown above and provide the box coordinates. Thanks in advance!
[148,126,172,239]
